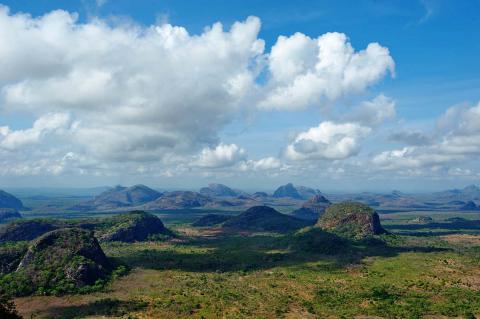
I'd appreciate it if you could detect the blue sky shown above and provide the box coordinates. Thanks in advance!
[0,0,479,192]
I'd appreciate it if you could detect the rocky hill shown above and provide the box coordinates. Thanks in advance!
[296,186,322,200]
[143,191,212,209]
[0,209,22,223]
[192,214,232,227]
[460,201,480,211]
[0,190,24,210]
[316,202,386,238]
[223,206,311,233]
[291,194,331,220]
[97,211,173,242]
[0,220,57,243]
[199,183,238,197]
[272,183,302,199]
[14,228,111,294]
[72,184,162,211]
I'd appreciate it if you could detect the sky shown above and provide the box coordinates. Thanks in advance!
[0,0,479,192]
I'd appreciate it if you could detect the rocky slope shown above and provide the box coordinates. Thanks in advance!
[316,202,386,238]
[15,228,111,293]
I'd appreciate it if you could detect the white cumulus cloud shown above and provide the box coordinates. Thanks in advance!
[259,32,395,110]
[195,143,247,168]
[285,121,371,160]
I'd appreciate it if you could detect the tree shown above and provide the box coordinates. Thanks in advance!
[0,292,22,319]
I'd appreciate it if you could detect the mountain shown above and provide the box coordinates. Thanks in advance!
[316,202,386,238]
[272,183,302,199]
[252,192,269,198]
[0,209,22,223]
[143,191,212,209]
[223,206,311,233]
[0,190,24,210]
[291,194,331,220]
[296,186,322,200]
[97,211,173,242]
[0,220,58,243]
[15,228,111,293]
[433,184,480,202]
[199,183,238,197]
[72,184,162,211]
[460,201,480,211]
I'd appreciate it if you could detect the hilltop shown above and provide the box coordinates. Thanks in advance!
[292,194,331,220]
[199,183,238,197]
[223,206,311,233]
[143,191,212,209]
[72,185,162,211]
[6,228,111,295]
[316,202,386,238]
[96,211,173,242]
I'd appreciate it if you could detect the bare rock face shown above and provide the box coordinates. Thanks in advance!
[16,228,111,289]
[316,202,386,238]
[98,211,172,242]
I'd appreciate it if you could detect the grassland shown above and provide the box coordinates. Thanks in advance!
[9,209,480,319]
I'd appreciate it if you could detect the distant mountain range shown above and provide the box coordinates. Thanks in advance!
[41,183,479,212]
[70,184,162,211]
[273,183,322,200]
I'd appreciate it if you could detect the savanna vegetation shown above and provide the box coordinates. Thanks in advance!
[0,207,477,318]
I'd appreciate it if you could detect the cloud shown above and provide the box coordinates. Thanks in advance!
[239,157,283,171]
[0,113,71,150]
[373,101,480,170]
[345,94,396,126]
[0,8,264,162]
[194,143,247,168]
[259,32,394,110]
[285,121,371,161]
[0,6,395,178]
[387,131,432,146]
